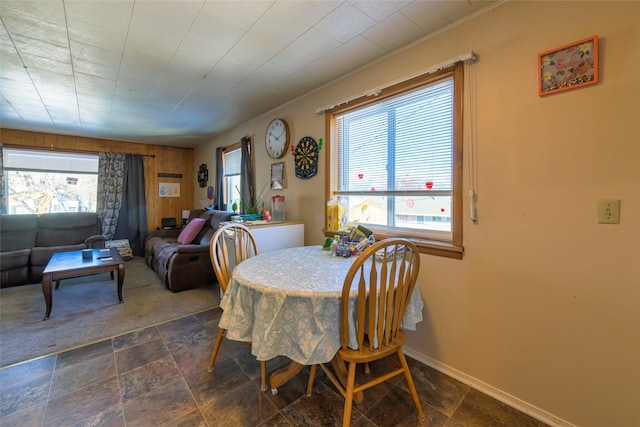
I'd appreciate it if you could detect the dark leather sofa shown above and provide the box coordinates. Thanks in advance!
[0,212,106,287]
[144,209,232,292]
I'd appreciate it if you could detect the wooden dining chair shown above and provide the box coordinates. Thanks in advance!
[208,222,267,391]
[306,238,425,426]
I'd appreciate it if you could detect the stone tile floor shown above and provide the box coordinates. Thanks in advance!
[0,308,547,426]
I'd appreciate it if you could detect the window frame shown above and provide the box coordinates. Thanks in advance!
[2,147,99,215]
[222,142,242,208]
[324,63,464,259]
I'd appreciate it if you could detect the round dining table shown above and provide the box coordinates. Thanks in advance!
[218,245,424,393]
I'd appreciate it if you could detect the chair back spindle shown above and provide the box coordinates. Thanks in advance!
[340,239,420,353]
[210,223,258,293]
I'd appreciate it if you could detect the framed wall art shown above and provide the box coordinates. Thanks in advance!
[538,35,598,96]
[159,182,180,197]
[271,162,286,190]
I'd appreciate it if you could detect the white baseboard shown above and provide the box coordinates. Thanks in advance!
[403,348,574,427]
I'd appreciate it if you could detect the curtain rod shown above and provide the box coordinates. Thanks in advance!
[2,143,156,158]
[315,51,478,115]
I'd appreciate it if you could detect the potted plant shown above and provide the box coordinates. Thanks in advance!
[235,184,266,220]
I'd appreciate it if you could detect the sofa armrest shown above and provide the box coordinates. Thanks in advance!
[85,235,106,249]
[175,244,210,255]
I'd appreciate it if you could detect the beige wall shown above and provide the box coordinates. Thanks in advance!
[194,2,639,426]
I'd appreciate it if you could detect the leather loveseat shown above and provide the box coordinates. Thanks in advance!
[144,209,232,292]
[0,212,106,288]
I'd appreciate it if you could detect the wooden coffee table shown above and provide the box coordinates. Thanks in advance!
[42,248,125,320]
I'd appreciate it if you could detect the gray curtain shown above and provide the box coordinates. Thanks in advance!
[214,146,224,210]
[114,155,147,256]
[0,144,5,214]
[239,136,254,213]
[97,152,125,239]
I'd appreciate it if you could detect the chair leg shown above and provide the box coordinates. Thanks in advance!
[207,328,226,372]
[397,350,425,424]
[342,361,357,427]
[260,360,267,391]
[306,364,318,396]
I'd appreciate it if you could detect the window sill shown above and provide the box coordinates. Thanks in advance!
[323,230,463,260]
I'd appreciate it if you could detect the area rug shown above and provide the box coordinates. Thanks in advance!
[0,257,220,368]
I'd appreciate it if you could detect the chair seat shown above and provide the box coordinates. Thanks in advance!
[338,331,406,364]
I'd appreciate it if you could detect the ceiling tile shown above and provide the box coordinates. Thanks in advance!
[401,1,464,31]
[0,0,66,27]
[314,2,376,43]
[70,40,122,67]
[351,0,410,22]
[11,34,70,64]
[67,19,128,52]
[118,53,167,83]
[287,28,341,60]
[0,0,498,146]
[75,72,117,93]
[1,13,68,47]
[65,0,134,31]
[220,41,273,76]
[362,11,423,50]
[0,55,30,81]
[1,85,42,103]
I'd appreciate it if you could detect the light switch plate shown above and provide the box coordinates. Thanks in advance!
[597,199,620,224]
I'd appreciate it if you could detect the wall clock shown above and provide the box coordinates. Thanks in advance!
[294,136,319,179]
[265,118,290,159]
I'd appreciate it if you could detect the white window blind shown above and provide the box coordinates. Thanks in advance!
[223,148,241,176]
[3,149,98,173]
[335,77,454,237]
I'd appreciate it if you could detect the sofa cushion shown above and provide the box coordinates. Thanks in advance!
[0,249,31,270]
[144,233,177,255]
[0,264,30,288]
[152,240,178,260]
[0,214,38,252]
[177,218,206,244]
[36,213,101,247]
[209,210,233,231]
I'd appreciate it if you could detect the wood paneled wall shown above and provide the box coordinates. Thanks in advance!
[1,128,194,232]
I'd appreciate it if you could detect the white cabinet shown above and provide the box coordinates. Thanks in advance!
[247,221,304,252]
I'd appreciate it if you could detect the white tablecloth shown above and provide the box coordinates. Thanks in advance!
[218,245,424,365]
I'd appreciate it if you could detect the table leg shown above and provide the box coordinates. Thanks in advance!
[42,274,52,321]
[117,263,125,303]
[269,361,304,394]
[269,357,363,404]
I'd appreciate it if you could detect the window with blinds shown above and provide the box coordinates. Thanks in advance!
[223,147,241,208]
[2,148,98,214]
[328,63,463,252]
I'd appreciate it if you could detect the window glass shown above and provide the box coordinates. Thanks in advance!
[3,148,98,214]
[223,147,241,210]
[328,63,463,255]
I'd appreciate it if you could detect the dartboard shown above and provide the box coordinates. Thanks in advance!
[294,136,319,179]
